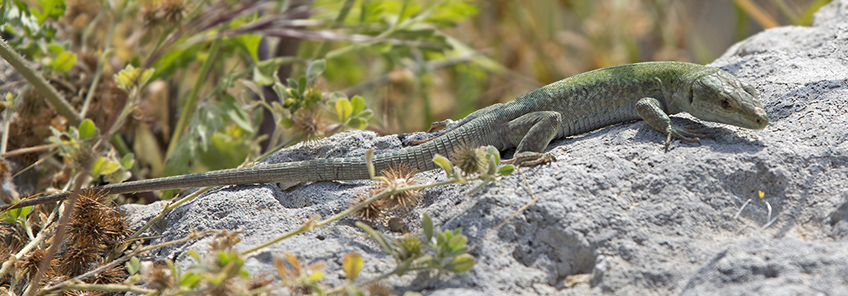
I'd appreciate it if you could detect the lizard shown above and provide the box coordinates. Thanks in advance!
[1,61,769,211]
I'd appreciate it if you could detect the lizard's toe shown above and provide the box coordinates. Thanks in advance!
[504,152,556,167]
[426,120,450,133]
[670,126,707,143]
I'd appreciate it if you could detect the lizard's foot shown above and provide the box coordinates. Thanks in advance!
[664,125,712,151]
[502,151,556,167]
[409,138,434,146]
[426,120,450,133]
[408,120,453,145]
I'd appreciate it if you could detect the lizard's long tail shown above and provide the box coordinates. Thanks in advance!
[1,130,471,211]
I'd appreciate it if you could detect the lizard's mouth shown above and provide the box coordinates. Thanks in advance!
[750,107,769,129]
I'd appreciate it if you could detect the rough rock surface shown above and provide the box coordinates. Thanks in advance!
[123,1,848,294]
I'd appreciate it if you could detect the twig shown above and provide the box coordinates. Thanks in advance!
[0,37,82,125]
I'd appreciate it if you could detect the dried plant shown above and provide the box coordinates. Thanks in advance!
[449,144,487,177]
[373,165,422,210]
[351,191,386,222]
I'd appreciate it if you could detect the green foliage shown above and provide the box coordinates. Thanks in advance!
[51,50,76,73]
[31,0,65,25]
[357,212,475,276]
[328,95,373,134]
[0,204,31,225]
[114,65,155,94]
[77,119,96,140]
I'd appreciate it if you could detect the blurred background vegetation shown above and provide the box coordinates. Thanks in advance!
[0,0,831,202]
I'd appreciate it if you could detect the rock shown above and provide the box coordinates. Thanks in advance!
[122,1,848,294]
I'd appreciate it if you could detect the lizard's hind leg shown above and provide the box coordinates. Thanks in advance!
[501,111,562,166]
[412,103,507,146]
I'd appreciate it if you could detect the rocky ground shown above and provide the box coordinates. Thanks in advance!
[124,1,848,295]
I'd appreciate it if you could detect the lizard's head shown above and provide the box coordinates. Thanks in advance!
[687,70,768,130]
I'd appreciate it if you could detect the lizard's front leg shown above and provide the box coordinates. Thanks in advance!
[501,111,562,166]
[635,97,711,151]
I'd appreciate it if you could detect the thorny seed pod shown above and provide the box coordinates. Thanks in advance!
[373,165,422,210]
[449,144,487,177]
[351,192,386,222]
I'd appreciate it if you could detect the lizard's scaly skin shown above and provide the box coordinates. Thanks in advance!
[2,62,768,211]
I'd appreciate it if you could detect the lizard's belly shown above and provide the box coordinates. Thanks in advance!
[559,97,641,137]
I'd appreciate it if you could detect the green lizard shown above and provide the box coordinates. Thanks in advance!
[1,61,768,211]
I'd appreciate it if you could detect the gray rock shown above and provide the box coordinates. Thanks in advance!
[122,1,848,294]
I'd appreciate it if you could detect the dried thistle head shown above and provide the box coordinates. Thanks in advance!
[292,110,324,142]
[89,259,127,284]
[366,282,397,296]
[161,0,186,24]
[208,230,242,252]
[69,146,99,173]
[1,222,27,254]
[141,261,174,291]
[449,144,487,176]
[373,165,422,210]
[62,290,105,296]
[60,241,100,277]
[351,191,386,222]
[69,190,131,247]
[17,248,58,282]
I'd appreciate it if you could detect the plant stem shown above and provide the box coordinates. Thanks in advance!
[165,35,223,157]
[0,38,81,125]
[44,283,155,295]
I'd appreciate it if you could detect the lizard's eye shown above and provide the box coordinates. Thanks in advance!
[720,99,732,110]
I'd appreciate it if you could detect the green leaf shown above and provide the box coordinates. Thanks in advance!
[298,76,307,94]
[91,157,106,177]
[126,257,141,275]
[444,254,475,273]
[238,268,250,279]
[46,43,63,54]
[100,161,120,176]
[432,154,454,175]
[34,0,66,24]
[448,234,468,255]
[348,118,367,130]
[278,116,294,128]
[236,33,262,62]
[2,206,32,224]
[335,98,353,122]
[78,119,95,140]
[120,153,135,169]
[178,272,201,288]
[343,253,363,281]
[306,59,326,85]
[139,68,154,88]
[422,213,434,243]
[307,271,325,283]
[53,51,76,72]
[350,95,365,113]
[486,146,500,164]
[497,165,514,176]
[426,0,478,26]
[359,110,373,120]
[253,59,278,86]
